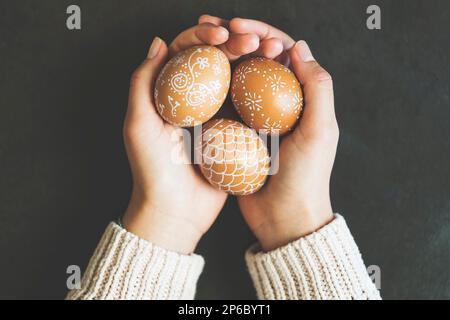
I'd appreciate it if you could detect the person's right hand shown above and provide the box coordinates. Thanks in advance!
[201,16,339,251]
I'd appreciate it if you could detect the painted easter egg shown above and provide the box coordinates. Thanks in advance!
[197,119,270,195]
[154,45,230,127]
[231,57,303,135]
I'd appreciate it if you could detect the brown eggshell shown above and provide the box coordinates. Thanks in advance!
[154,45,230,127]
[231,57,303,135]
[197,119,270,195]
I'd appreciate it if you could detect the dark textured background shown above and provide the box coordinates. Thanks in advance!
[0,0,449,299]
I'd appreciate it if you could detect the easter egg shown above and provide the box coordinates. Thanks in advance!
[154,45,230,127]
[231,57,303,135]
[197,119,270,195]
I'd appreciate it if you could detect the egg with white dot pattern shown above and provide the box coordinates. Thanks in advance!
[154,45,230,127]
[197,119,270,195]
[231,57,303,135]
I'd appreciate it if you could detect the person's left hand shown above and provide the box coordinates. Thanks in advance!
[122,22,281,254]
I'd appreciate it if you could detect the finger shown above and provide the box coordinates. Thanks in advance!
[198,14,229,27]
[198,15,261,61]
[229,17,295,50]
[252,37,284,59]
[289,41,337,138]
[222,33,260,61]
[274,51,290,67]
[169,23,229,57]
[127,37,169,120]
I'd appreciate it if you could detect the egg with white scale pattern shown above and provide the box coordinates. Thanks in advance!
[154,45,230,127]
[197,119,270,195]
[231,57,303,135]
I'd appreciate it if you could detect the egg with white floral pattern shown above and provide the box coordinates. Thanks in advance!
[231,57,303,135]
[197,119,270,195]
[154,45,230,127]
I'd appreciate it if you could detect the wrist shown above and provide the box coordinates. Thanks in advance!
[254,203,334,252]
[122,188,202,255]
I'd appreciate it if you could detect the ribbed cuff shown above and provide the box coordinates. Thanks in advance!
[245,214,381,300]
[66,222,204,300]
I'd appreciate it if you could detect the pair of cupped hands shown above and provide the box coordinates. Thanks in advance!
[122,15,339,254]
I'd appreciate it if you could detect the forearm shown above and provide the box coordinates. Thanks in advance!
[66,222,204,300]
[245,214,381,300]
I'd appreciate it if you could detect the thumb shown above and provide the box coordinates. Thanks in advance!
[127,37,169,120]
[288,41,338,141]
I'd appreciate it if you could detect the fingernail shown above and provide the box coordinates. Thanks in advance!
[147,37,162,59]
[217,26,229,38]
[295,40,315,62]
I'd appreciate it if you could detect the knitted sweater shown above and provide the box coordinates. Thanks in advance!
[66,214,380,300]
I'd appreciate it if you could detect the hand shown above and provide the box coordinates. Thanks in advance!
[122,23,277,254]
[198,15,294,63]
[202,16,338,251]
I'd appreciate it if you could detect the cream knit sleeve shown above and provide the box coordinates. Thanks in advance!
[245,214,381,300]
[66,222,204,300]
